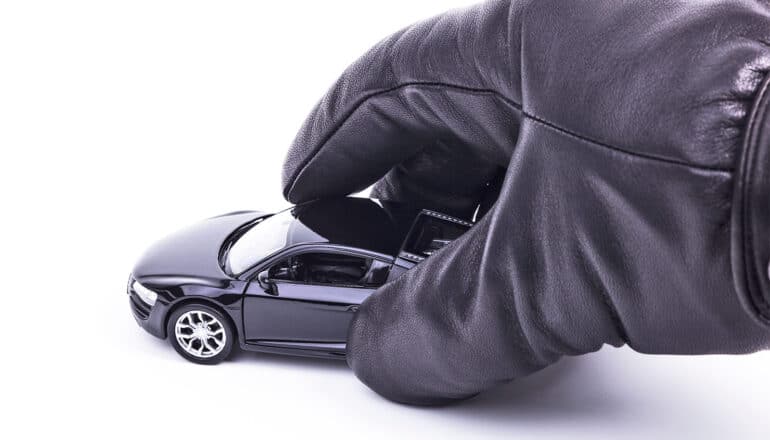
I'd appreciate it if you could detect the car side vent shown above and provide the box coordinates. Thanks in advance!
[398,210,473,263]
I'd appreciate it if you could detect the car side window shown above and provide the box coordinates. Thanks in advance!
[268,252,390,287]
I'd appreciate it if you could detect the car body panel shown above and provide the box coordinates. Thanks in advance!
[132,211,265,282]
[128,276,248,339]
[243,279,374,344]
[127,197,473,360]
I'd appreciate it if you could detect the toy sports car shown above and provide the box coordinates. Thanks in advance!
[127,197,472,364]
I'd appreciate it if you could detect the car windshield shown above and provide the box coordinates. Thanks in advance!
[227,211,294,275]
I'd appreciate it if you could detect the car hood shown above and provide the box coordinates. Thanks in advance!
[132,211,266,283]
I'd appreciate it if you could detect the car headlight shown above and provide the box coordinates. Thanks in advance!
[132,280,158,306]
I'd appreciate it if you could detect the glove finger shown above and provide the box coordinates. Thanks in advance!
[346,200,549,405]
[282,0,524,215]
[368,141,508,218]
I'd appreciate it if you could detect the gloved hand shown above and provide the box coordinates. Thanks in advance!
[282,0,770,405]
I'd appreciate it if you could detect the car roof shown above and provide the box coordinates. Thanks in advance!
[283,197,424,257]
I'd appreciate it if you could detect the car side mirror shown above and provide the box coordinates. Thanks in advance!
[257,270,276,295]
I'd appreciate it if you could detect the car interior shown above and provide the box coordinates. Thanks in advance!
[268,252,390,287]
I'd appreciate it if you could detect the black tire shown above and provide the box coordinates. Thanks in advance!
[166,303,235,365]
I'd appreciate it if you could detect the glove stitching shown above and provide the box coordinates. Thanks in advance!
[285,81,523,199]
[519,111,733,173]
[288,82,736,200]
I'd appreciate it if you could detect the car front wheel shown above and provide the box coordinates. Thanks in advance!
[167,304,234,364]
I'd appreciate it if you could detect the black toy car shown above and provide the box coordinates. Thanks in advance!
[127,197,472,364]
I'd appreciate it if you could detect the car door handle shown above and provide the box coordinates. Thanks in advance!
[347,305,359,313]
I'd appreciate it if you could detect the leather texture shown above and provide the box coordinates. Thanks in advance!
[282,0,770,405]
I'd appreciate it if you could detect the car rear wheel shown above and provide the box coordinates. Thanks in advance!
[167,304,234,364]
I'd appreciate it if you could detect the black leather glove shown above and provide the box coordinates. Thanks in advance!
[282,0,770,405]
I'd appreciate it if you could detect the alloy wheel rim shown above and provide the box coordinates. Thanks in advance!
[175,310,227,358]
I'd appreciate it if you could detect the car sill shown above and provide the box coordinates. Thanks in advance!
[247,340,346,352]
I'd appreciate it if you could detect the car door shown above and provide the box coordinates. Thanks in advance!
[242,248,391,346]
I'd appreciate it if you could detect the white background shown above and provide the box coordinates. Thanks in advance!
[2,1,769,439]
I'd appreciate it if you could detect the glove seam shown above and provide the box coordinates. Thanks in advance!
[287,82,735,200]
[732,72,770,325]
[284,81,523,200]
[519,111,733,173]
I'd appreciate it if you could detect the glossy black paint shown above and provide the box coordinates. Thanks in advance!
[128,197,470,360]
[135,211,266,282]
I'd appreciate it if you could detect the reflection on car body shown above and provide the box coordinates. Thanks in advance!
[126,197,473,364]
